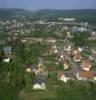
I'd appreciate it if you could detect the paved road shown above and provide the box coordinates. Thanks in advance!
[65,53,79,73]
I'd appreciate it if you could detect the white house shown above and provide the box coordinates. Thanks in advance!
[58,72,70,83]
[3,58,11,63]
[33,83,46,90]
[81,60,91,71]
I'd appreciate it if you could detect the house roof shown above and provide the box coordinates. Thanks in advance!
[58,71,64,78]
[64,44,71,50]
[91,48,96,55]
[69,49,75,56]
[30,64,38,70]
[94,73,96,77]
[33,74,47,85]
[74,52,82,60]
[3,46,12,52]
[79,71,93,80]
[82,59,91,68]
[3,58,11,63]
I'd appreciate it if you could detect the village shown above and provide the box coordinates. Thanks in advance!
[0,15,96,94]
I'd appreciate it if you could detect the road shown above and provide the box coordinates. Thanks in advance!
[64,53,79,74]
[56,38,80,74]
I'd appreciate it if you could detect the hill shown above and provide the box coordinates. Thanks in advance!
[0,8,96,24]
[0,8,33,20]
[35,9,96,24]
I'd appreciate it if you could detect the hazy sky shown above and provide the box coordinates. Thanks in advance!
[0,0,96,10]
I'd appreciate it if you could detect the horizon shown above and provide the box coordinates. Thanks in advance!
[0,7,96,11]
[0,0,96,10]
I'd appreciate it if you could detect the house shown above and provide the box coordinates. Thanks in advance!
[27,63,46,75]
[69,49,75,57]
[33,74,47,90]
[26,68,32,73]
[93,73,96,81]
[52,45,58,54]
[90,32,96,38]
[72,26,87,32]
[81,59,91,71]
[3,58,11,63]
[46,38,56,43]
[52,45,57,49]
[60,54,64,59]
[77,71,96,81]
[3,46,12,55]
[21,39,27,43]
[38,66,44,73]
[89,55,95,61]
[33,83,46,90]
[92,55,96,62]
[57,71,70,83]
[38,57,44,67]
[58,54,65,62]
[63,61,69,70]
[73,50,78,55]
[90,48,96,61]
[30,64,40,74]
[74,52,82,63]
[91,48,96,55]
[67,32,72,38]
[38,58,45,73]
[76,71,94,81]
[84,22,89,27]
[64,18,75,22]
[53,49,58,54]
[26,64,38,74]
[62,26,68,31]
[64,44,71,52]
[78,47,83,52]
[58,17,75,22]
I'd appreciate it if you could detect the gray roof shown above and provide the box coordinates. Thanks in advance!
[3,47,12,52]
[30,64,38,70]
[94,73,96,77]
[33,74,47,85]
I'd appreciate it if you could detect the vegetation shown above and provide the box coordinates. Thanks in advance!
[25,81,96,100]
[0,8,96,24]
[36,9,96,24]
[0,8,96,100]
[71,32,90,46]
[0,38,50,100]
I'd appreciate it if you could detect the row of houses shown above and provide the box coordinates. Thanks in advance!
[65,45,96,81]
[51,39,96,82]
[0,46,13,63]
[26,58,48,90]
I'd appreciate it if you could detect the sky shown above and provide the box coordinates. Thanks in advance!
[0,0,96,10]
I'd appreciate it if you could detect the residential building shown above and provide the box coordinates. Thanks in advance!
[81,59,91,71]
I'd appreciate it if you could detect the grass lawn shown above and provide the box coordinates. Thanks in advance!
[25,90,56,100]
[20,80,96,100]
[82,51,91,58]
[23,70,61,100]
[91,61,96,71]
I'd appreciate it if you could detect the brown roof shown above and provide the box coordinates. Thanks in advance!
[82,59,91,68]
[69,49,75,56]
[74,52,82,60]
[79,71,93,80]
[58,71,64,78]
